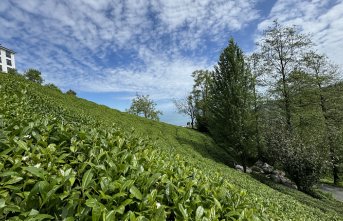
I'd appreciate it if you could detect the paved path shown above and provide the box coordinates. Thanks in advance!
[320,184,343,202]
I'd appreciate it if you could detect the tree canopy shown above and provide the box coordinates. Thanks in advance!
[127,94,162,121]
[24,69,44,84]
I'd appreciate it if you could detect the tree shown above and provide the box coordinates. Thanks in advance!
[127,94,162,121]
[246,53,266,158]
[173,94,196,128]
[303,51,342,185]
[257,20,312,131]
[208,38,256,172]
[45,83,61,92]
[256,22,337,192]
[191,70,212,132]
[24,69,44,84]
[7,68,19,75]
[66,89,77,96]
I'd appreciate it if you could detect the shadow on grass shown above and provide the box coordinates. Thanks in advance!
[174,128,235,166]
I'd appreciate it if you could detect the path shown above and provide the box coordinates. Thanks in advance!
[320,184,343,202]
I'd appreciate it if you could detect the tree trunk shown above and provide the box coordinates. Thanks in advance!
[318,86,339,185]
[281,66,292,131]
[333,163,340,185]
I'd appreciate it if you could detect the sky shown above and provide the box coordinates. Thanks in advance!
[1,0,343,126]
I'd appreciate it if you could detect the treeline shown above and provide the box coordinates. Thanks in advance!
[3,68,77,96]
[176,21,343,193]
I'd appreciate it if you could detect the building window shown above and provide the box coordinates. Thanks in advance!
[6,50,11,58]
[7,59,12,66]
[0,65,2,72]
[0,56,2,64]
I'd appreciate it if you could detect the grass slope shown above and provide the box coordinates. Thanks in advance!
[0,73,342,220]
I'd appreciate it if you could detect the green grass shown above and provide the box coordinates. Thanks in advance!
[1,73,343,220]
[253,173,343,216]
[320,178,343,188]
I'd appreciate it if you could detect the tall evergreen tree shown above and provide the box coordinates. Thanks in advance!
[208,38,256,172]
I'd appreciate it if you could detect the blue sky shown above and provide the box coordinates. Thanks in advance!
[1,0,343,126]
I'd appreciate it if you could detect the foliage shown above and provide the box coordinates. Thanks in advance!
[66,89,77,96]
[282,136,324,193]
[191,70,212,132]
[127,94,162,121]
[173,95,196,128]
[24,69,44,84]
[45,83,61,92]
[7,68,20,75]
[303,51,343,185]
[257,20,312,130]
[208,38,257,172]
[0,73,342,220]
[254,21,343,192]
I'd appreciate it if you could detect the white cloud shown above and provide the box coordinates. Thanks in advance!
[1,0,260,99]
[79,48,209,99]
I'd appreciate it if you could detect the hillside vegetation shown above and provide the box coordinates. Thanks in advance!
[0,73,342,220]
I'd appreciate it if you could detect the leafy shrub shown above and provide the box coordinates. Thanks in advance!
[265,126,324,193]
[0,73,266,221]
[45,83,61,92]
[66,89,77,96]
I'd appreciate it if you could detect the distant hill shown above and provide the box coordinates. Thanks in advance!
[0,72,342,220]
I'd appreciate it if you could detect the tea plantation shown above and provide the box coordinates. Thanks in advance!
[0,73,342,220]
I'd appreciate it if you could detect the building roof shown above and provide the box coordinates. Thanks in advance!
[0,45,16,54]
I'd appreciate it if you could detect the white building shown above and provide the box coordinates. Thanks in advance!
[0,45,16,73]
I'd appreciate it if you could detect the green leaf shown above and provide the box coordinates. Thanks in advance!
[130,186,143,200]
[0,198,5,209]
[16,140,29,151]
[129,211,136,221]
[178,204,188,219]
[5,176,23,185]
[85,198,98,208]
[29,209,39,216]
[153,207,166,221]
[82,169,93,190]
[105,210,116,220]
[92,206,102,221]
[29,214,54,220]
[0,171,20,177]
[23,167,47,180]
[195,206,204,221]
[213,197,222,210]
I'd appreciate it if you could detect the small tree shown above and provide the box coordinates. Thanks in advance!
[7,68,19,75]
[173,94,196,128]
[45,83,61,92]
[24,69,44,84]
[127,94,162,121]
[191,70,212,132]
[66,89,77,96]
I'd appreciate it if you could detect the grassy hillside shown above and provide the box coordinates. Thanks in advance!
[0,73,342,220]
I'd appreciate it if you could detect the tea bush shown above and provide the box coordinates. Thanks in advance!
[0,73,342,220]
